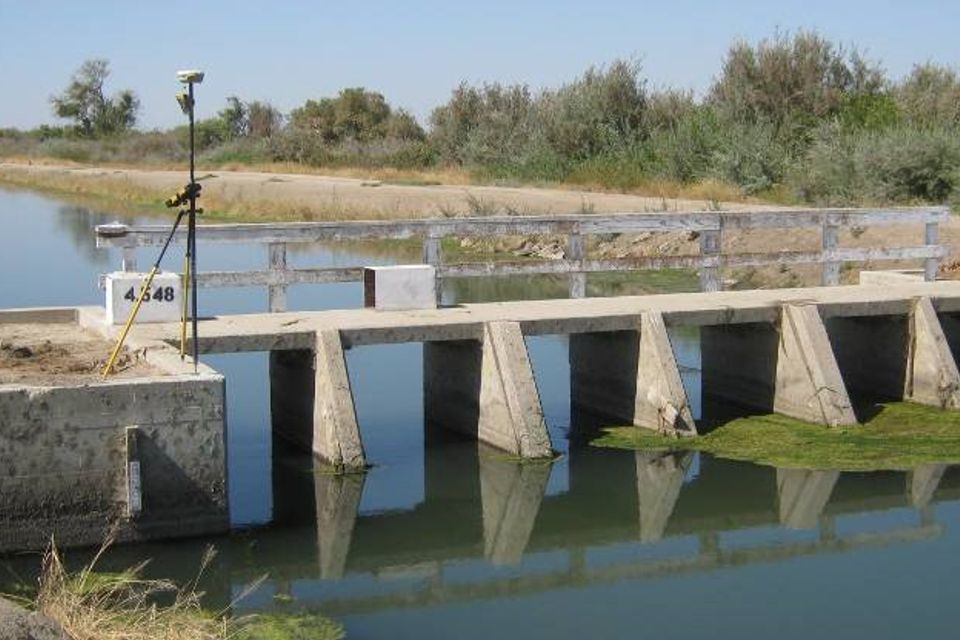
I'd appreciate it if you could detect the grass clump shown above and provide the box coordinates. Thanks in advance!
[5,538,343,640]
[593,402,960,471]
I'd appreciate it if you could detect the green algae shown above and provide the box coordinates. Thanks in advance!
[592,402,960,471]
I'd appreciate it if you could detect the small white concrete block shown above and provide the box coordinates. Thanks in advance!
[363,265,437,311]
[105,271,183,325]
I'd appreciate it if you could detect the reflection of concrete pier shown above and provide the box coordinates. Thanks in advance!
[479,450,552,565]
[776,468,840,529]
[636,452,693,542]
[234,451,958,618]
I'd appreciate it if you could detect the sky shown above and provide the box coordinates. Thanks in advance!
[2,0,959,130]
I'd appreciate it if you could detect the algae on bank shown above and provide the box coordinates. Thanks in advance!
[593,402,960,471]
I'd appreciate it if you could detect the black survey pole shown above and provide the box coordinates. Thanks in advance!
[187,80,199,373]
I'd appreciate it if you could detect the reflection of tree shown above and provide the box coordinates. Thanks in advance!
[54,204,114,267]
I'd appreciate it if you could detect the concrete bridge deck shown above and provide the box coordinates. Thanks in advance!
[109,281,960,352]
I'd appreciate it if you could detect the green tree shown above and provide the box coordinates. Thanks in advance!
[50,59,140,137]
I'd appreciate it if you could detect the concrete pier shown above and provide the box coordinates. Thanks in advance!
[702,304,855,426]
[570,312,695,437]
[424,322,553,458]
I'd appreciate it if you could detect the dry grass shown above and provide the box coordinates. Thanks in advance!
[33,540,233,640]
[8,537,344,640]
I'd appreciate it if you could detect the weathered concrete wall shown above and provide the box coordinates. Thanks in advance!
[424,322,553,458]
[269,348,315,450]
[824,314,909,401]
[701,322,780,417]
[0,374,228,553]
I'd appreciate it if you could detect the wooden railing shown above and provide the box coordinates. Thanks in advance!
[95,207,948,312]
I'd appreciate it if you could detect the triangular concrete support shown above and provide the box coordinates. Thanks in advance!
[907,463,947,508]
[636,313,697,436]
[313,330,366,470]
[776,468,839,529]
[479,322,553,458]
[423,322,552,458]
[775,304,857,427]
[480,450,552,565]
[314,466,365,579]
[636,451,693,543]
[905,297,960,409]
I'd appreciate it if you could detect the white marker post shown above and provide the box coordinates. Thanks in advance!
[106,271,183,325]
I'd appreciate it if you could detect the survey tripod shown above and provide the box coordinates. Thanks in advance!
[103,70,205,377]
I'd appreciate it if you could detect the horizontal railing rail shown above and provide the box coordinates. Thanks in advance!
[96,207,949,311]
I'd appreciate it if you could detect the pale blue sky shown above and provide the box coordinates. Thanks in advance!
[2,0,958,130]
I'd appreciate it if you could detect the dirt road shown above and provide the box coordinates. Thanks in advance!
[0,162,781,220]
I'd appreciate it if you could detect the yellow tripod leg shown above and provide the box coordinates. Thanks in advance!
[102,267,159,378]
[180,255,190,358]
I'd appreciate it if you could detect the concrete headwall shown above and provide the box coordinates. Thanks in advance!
[0,374,228,552]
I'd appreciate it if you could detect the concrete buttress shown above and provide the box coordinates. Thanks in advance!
[313,330,366,470]
[636,312,697,435]
[424,321,553,458]
[775,304,857,427]
[906,297,960,408]
[569,313,695,436]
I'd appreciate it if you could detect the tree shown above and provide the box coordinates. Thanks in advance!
[51,59,140,137]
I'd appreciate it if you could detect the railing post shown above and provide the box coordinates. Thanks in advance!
[821,217,840,286]
[925,219,940,282]
[121,247,137,272]
[268,242,288,312]
[423,236,442,305]
[566,232,586,299]
[698,227,721,292]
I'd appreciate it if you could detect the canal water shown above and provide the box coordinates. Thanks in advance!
[2,187,958,638]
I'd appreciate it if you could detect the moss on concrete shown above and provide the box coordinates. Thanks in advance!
[593,402,960,471]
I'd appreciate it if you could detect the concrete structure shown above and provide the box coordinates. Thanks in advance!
[363,265,437,310]
[0,308,228,553]
[96,280,960,468]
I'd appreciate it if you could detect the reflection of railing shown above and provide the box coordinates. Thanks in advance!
[245,520,941,618]
[95,207,947,311]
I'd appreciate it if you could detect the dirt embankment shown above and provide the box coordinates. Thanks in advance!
[0,323,159,386]
[0,162,779,221]
[2,161,957,288]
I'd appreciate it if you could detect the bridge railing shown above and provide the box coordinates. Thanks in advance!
[95,207,948,312]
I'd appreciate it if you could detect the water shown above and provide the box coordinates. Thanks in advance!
[1,187,958,639]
